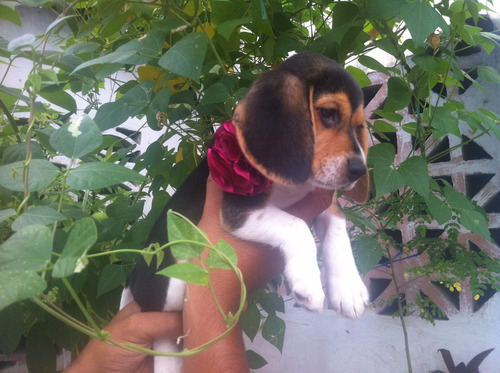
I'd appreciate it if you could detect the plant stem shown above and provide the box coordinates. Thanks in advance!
[41,293,92,331]
[31,296,97,338]
[61,277,105,338]
[387,246,413,373]
[197,19,226,74]
[0,98,22,142]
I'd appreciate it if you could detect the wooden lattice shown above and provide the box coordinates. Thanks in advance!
[362,71,500,318]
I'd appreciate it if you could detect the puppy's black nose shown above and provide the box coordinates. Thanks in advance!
[348,159,366,182]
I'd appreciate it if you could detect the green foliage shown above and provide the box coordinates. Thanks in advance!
[0,0,499,371]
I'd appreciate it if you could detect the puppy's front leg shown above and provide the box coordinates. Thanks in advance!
[229,205,325,312]
[314,202,369,319]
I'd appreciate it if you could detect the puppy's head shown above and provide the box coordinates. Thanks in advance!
[233,52,369,203]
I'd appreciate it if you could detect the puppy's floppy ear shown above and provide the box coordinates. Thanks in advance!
[233,69,314,185]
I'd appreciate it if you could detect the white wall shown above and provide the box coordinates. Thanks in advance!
[248,296,499,372]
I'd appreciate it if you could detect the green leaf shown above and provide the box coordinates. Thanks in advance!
[246,349,268,369]
[0,225,52,271]
[373,120,397,134]
[167,211,207,260]
[0,84,30,104]
[373,110,404,123]
[201,83,230,104]
[241,302,261,341]
[116,28,168,65]
[412,54,439,72]
[373,165,404,197]
[94,81,155,131]
[217,17,252,40]
[206,240,237,269]
[358,55,391,75]
[366,0,405,19]
[100,12,131,38]
[0,5,22,26]
[8,34,36,51]
[72,50,137,73]
[261,314,285,353]
[45,15,77,35]
[0,208,15,224]
[26,325,56,373]
[52,217,97,278]
[398,156,429,197]
[353,235,384,275]
[66,162,146,190]
[158,32,208,84]
[401,2,449,44]
[258,291,285,315]
[2,142,44,164]
[384,77,411,111]
[151,86,172,112]
[12,206,65,231]
[65,41,100,55]
[346,66,371,87]
[147,86,172,130]
[97,0,126,16]
[156,262,209,285]
[0,303,25,356]
[0,270,46,311]
[42,313,83,351]
[106,200,144,223]
[459,209,491,240]
[428,107,460,138]
[165,90,196,123]
[476,108,500,141]
[477,66,500,83]
[0,159,59,192]
[367,143,396,169]
[97,264,126,297]
[38,86,77,113]
[444,186,475,210]
[212,0,247,25]
[425,193,452,225]
[50,115,103,158]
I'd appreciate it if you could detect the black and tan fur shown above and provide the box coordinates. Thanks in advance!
[121,52,373,373]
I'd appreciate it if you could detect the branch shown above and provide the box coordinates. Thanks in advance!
[0,98,22,142]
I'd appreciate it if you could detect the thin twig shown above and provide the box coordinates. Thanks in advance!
[387,247,413,373]
[0,98,22,142]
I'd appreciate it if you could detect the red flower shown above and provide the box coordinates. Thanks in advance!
[207,120,271,196]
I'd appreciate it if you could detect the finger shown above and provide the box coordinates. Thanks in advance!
[126,311,183,342]
[110,301,142,323]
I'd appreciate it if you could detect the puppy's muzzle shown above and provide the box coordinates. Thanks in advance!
[347,159,366,183]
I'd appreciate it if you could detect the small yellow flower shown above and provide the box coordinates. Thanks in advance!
[453,282,462,292]
[474,294,480,301]
[403,272,408,278]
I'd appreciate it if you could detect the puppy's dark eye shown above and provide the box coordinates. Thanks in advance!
[319,108,341,128]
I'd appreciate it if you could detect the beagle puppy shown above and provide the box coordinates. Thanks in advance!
[120,52,370,372]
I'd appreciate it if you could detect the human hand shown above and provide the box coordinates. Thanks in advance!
[182,178,333,372]
[66,301,182,373]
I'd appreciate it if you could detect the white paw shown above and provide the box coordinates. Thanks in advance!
[327,271,369,319]
[285,255,325,312]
